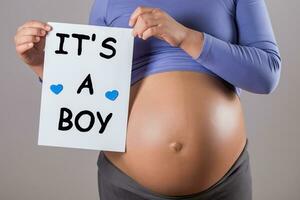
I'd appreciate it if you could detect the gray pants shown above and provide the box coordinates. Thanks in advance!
[97,140,252,200]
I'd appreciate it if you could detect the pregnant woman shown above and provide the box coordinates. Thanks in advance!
[14,0,281,199]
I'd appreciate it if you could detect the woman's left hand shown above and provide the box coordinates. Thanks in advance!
[128,6,189,47]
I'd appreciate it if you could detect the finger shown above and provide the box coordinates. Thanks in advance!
[17,20,51,32]
[15,35,40,46]
[141,26,161,40]
[16,43,34,55]
[16,27,46,38]
[132,13,159,37]
[129,6,155,27]
[17,20,51,31]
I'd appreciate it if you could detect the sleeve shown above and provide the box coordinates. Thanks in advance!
[195,0,282,94]
[88,0,109,26]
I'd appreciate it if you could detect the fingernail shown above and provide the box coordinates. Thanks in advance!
[128,20,132,27]
[45,25,51,31]
[28,43,33,47]
[41,30,46,35]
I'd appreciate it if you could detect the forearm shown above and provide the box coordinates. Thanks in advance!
[179,28,204,59]
[179,28,281,94]
[29,64,44,82]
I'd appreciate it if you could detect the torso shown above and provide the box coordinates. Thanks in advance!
[99,0,246,196]
[103,70,247,196]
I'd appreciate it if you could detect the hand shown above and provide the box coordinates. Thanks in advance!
[14,20,52,77]
[128,6,189,47]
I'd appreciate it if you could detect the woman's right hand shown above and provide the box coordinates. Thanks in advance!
[14,20,52,78]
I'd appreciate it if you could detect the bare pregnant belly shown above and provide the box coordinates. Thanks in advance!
[103,70,247,196]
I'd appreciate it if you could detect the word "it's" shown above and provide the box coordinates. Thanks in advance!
[55,33,117,59]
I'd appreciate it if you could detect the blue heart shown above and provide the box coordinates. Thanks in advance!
[50,84,63,95]
[105,90,119,101]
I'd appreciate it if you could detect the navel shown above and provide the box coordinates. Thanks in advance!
[169,142,183,152]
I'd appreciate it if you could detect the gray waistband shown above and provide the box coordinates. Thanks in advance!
[98,139,249,200]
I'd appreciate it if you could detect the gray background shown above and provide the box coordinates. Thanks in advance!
[1,0,299,199]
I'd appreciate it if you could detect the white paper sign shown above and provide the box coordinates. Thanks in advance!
[38,22,134,152]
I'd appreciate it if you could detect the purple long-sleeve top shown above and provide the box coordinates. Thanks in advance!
[88,0,282,96]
